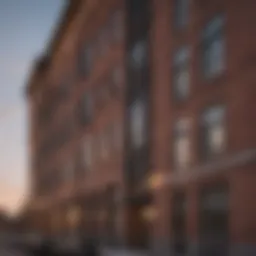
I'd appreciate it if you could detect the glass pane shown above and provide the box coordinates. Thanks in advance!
[203,16,224,40]
[211,38,225,75]
[173,47,190,100]
[210,125,225,154]
[175,69,190,99]
[174,118,190,169]
[203,106,225,125]
[203,15,225,78]
[174,0,189,28]
[175,137,190,169]
[130,100,146,148]
[130,41,147,68]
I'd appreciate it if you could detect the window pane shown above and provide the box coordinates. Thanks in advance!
[130,100,146,148]
[202,106,226,157]
[130,41,147,68]
[173,118,191,169]
[84,136,92,169]
[174,69,190,99]
[173,47,190,100]
[79,44,92,76]
[101,132,109,159]
[111,10,123,41]
[174,0,189,28]
[203,16,225,78]
[64,161,74,182]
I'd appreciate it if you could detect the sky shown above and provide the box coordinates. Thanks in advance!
[0,0,65,214]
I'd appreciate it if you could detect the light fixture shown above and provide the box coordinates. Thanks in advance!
[141,206,158,222]
[147,173,165,190]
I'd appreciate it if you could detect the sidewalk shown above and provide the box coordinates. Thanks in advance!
[101,248,149,256]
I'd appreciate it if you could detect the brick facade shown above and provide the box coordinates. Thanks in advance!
[27,0,256,255]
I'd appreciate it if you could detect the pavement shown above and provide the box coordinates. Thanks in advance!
[0,247,27,256]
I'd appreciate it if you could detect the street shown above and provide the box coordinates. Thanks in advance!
[0,246,27,256]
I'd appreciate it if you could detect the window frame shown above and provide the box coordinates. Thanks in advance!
[172,117,191,170]
[78,42,93,77]
[173,0,189,30]
[200,104,227,160]
[172,46,190,101]
[130,98,147,150]
[202,15,225,79]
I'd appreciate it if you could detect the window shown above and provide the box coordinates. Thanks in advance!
[100,131,109,159]
[130,41,147,69]
[173,47,190,101]
[174,0,189,29]
[202,16,225,78]
[201,105,226,159]
[83,135,93,170]
[111,10,123,42]
[78,44,92,76]
[113,66,122,86]
[199,184,229,255]
[173,118,191,170]
[113,121,122,150]
[110,66,123,96]
[172,193,187,255]
[81,93,93,124]
[64,161,74,182]
[130,99,146,149]
[98,27,110,56]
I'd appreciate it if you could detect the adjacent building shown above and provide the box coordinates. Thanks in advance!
[26,0,256,255]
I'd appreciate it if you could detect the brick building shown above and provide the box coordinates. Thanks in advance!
[26,0,256,255]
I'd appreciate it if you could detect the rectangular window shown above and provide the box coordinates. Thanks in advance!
[98,27,110,57]
[130,40,147,69]
[114,121,122,150]
[110,66,123,97]
[78,44,92,77]
[201,105,226,159]
[174,0,189,29]
[64,161,74,182]
[83,135,93,170]
[80,93,93,124]
[172,193,187,255]
[100,130,109,159]
[202,15,225,78]
[173,47,190,101]
[173,118,191,170]
[130,99,146,149]
[199,184,229,255]
[110,10,123,42]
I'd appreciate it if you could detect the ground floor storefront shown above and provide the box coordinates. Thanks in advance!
[29,164,256,256]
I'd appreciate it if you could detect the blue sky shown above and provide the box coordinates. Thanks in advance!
[0,0,65,214]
